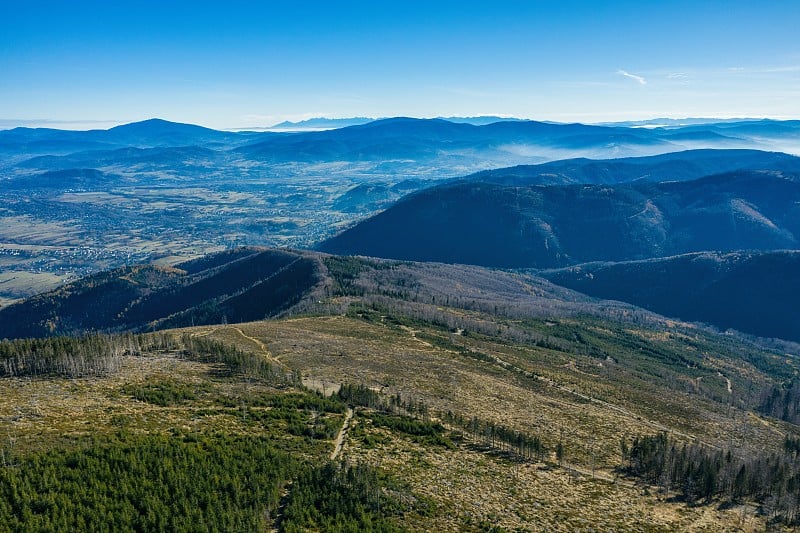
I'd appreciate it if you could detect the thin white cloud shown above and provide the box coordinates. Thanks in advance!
[617,69,647,85]
[761,65,800,73]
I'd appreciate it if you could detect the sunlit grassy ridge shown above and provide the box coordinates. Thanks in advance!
[1,252,799,530]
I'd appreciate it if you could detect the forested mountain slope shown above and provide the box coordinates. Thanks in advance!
[540,250,800,342]
[320,170,800,268]
[0,248,321,338]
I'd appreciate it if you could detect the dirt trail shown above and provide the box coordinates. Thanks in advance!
[718,371,733,394]
[399,325,434,348]
[229,326,290,370]
[269,480,293,533]
[230,326,274,357]
[331,407,354,460]
[463,345,717,448]
[192,326,287,369]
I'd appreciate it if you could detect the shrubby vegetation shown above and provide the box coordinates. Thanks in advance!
[444,412,548,462]
[623,433,800,525]
[122,378,204,406]
[367,413,453,448]
[0,331,293,386]
[179,333,295,384]
[339,383,547,461]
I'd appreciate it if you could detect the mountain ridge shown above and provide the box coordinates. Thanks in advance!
[319,170,800,268]
[460,148,800,186]
[0,248,323,339]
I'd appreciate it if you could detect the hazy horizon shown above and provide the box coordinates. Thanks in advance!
[0,114,793,133]
[2,0,798,130]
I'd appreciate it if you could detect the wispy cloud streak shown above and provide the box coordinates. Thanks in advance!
[617,69,647,85]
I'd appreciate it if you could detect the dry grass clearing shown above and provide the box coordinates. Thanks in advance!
[186,316,791,471]
[0,349,334,459]
[344,418,765,532]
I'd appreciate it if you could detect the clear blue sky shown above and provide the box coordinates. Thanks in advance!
[1,0,798,129]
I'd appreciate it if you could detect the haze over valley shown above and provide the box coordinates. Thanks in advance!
[2,117,800,305]
[3,1,800,531]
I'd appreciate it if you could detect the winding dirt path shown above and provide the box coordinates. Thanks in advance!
[191,326,287,369]
[230,327,275,358]
[399,325,434,348]
[331,407,354,460]
[718,371,733,394]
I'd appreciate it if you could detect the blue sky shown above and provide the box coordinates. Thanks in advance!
[1,0,798,129]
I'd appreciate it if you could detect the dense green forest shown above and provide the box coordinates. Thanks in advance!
[282,463,407,532]
[0,433,410,532]
[0,434,294,532]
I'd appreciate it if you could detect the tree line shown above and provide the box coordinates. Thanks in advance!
[0,333,171,378]
[338,383,547,463]
[0,331,294,387]
[623,432,800,525]
[758,379,800,425]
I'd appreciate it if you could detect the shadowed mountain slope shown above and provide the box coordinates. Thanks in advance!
[0,246,663,341]
[319,170,800,268]
[540,250,800,342]
[0,248,322,339]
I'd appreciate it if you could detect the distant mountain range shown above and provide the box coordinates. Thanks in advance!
[238,117,800,164]
[540,251,800,342]
[267,117,376,130]
[462,149,800,186]
[4,117,800,169]
[269,116,783,131]
[266,116,525,131]
[319,168,800,268]
[0,118,255,151]
[595,117,768,128]
[236,117,669,163]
